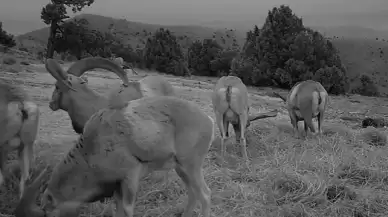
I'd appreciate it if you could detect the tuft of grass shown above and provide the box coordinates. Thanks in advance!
[358,127,387,146]
[2,57,17,65]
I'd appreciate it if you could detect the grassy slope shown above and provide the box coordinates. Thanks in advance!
[1,52,388,216]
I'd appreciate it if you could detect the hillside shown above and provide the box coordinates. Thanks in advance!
[16,14,245,52]
[313,25,388,40]
[13,13,388,95]
[332,37,388,93]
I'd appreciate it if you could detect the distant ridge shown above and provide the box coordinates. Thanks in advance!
[16,13,245,50]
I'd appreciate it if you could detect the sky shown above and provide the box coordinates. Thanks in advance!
[1,0,387,35]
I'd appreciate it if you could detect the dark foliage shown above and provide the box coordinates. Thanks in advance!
[0,22,16,48]
[187,39,239,76]
[351,74,379,96]
[361,117,386,128]
[143,28,189,76]
[231,5,348,94]
[41,0,95,58]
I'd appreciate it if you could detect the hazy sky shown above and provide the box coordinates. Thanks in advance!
[1,0,387,34]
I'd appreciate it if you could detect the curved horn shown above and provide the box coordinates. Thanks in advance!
[15,167,49,217]
[131,67,139,75]
[66,57,130,86]
[248,109,278,122]
[45,59,75,91]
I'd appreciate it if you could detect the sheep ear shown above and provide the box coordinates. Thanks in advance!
[65,75,74,86]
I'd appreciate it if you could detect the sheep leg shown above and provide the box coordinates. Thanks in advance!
[113,191,125,217]
[238,114,249,163]
[17,141,31,199]
[0,159,3,187]
[119,165,143,217]
[317,112,324,135]
[215,112,228,163]
[185,165,211,217]
[175,165,197,217]
[0,146,7,187]
[304,120,309,137]
[290,112,299,138]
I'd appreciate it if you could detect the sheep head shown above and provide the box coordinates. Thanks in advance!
[15,152,101,217]
[45,57,130,112]
[15,169,80,217]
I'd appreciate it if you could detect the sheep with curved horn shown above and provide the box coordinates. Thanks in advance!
[16,95,214,217]
[46,57,174,134]
[212,76,278,163]
[273,80,329,138]
[0,80,39,199]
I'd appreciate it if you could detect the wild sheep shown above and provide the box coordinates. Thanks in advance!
[15,95,214,217]
[273,80,329,138]
[45,57,175,134]
[0,80,39,198]
[212,76,278,162]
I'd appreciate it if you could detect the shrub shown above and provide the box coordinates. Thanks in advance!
[188,39,223,76]
[233,5,348,95]
[351,74,379,96]
[0,22,16,48]
[361,117,387,128]
[313,66,348,95]
[143,28,189,76]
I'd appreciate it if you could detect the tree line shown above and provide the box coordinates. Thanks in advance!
[0,1,379,96]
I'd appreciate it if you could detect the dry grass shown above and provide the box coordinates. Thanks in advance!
[1,57,388,217]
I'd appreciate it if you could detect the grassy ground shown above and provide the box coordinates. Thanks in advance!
[1,54,388,217]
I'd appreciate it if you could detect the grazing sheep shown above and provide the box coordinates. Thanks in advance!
[0,80,39,198]
[16,96,214,217]
[212,76,278,162]
[273,80,329,138]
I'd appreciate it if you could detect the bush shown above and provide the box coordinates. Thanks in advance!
[143,28,189,76]
[313,66,348,95]
[351,74,379,96]
[0,22,16,48]
[232,5,348,95]
[361,117,387,128]
[188,39,223,76]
